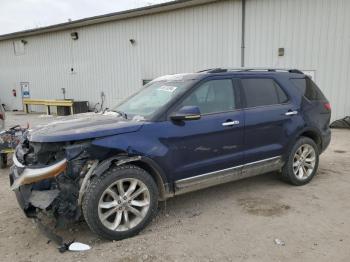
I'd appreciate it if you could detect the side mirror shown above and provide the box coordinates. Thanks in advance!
[170,106,201,121]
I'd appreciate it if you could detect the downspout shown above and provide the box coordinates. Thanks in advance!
[241,0,246,67]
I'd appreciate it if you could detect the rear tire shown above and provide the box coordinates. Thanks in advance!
[281,137,319,186]
[0,153,7,169]
[82,164,158,240]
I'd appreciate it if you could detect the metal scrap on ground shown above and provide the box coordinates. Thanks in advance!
[330,116,350,129]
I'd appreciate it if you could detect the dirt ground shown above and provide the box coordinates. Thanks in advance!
[0,112,349,262]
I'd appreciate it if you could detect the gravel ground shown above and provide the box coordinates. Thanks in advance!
[0,112,349,262]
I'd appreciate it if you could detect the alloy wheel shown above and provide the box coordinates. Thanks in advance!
[292,144,316,180]
[98,178,150,231]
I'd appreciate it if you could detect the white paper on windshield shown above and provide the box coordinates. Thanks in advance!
[157,86,177,92]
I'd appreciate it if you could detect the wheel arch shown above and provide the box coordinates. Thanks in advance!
[283,127,322,162]
[298,128,322,152]
[92,155,172,200]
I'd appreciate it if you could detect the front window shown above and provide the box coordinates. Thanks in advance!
[113,80,193,120]
[178,79,237,114]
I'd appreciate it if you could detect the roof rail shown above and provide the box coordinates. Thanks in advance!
[227,68,304,74]
[197,68,304,74]
[197,68,228,73]
[288,69,304,74]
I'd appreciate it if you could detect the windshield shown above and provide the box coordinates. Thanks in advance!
[113,80,193,120]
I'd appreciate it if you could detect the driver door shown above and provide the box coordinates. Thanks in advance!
[163,77,245,183]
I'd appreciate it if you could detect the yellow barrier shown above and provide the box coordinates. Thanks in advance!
[23,99,74,115]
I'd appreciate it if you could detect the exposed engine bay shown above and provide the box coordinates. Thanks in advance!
[9,133,110,227]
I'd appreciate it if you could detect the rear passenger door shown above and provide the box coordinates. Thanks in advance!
[240,77,299,163]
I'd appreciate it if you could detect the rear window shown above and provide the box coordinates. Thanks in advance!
[290,77,326,101]
[241,78,288,108]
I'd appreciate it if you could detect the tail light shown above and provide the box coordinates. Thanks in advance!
[324,103,331,111]
[0,112,4,120]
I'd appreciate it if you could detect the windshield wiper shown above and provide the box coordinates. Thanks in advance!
[109,109,128,119]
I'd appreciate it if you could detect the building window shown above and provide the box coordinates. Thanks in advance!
[13,40,25,55]
[142,79,152,86]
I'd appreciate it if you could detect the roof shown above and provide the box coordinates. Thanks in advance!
[0,0,218,41]
[151,68,306,82]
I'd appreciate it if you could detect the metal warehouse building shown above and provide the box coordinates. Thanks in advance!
[0,0,349,120]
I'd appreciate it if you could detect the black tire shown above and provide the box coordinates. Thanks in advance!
[82,164,158,240]
[0,153,7,169]
[281,137,319,186]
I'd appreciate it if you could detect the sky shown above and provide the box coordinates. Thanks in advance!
[0,0,172,35]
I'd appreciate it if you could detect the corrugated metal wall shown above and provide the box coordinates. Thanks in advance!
[245,0,350,120]
[0,0,242,112]
[0,0,349,120]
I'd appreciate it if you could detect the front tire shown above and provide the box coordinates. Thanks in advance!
[82,164,158,240]
[281,137,319,186]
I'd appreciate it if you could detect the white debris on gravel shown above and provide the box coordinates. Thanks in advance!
[68,242,91,252]
[274,238,285,246]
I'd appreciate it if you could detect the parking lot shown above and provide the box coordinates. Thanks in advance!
[0,112,349,262]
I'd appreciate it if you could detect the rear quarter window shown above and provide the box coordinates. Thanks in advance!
[241,78,288,108]
[290,77,326,101]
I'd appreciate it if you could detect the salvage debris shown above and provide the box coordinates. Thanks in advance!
[274,238,285,246]
[68,242,91,252]
[330,116,350,129]
[29,190,60,209]
[35,218,91,253]
[0,125,27,168]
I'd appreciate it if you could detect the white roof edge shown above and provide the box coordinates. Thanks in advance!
[0,0,218,41]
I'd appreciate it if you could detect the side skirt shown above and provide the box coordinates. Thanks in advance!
[174,156,283,195]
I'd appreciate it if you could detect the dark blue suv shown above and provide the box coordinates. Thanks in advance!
[10,68,331,240]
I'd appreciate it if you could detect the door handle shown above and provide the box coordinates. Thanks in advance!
[285,110,298,116]
[222,120,240,126]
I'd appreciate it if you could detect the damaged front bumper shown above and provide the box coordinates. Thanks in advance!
[9,153,82,222]
[10,155,67,190]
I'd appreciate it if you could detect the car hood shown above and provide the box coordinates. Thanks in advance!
[27,112,144,143]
